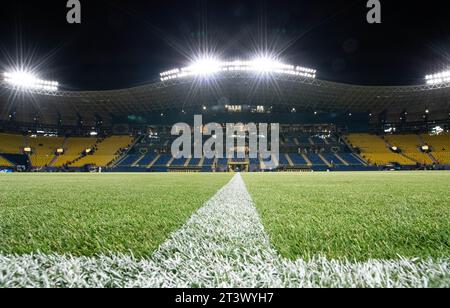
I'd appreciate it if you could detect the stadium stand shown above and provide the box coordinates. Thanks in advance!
[338,153,366,166]
[421,133,450,165]
[117,154,142,167]
[306,153,328,166]
[189,158,201,167]
[0,133,25,154]
[384,135,434,165]
[151,154,172,171]
[71,136,133,167]
[139,154,159,167]
[1,154,29,166]
[0,155,13,167]
[288,153,308,166]
[346,134,416,166]
[1,130,447,172]
[323,153,345,166]
[278,154,290,166]
[27,136,65,168]
[217,158,229,172]
[202,158,215,172]
[171,158,187,167]
[52,137,98,167]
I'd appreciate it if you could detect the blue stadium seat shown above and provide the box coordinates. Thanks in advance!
[289,154,307,165]
[202,158,215,166]
[118,155,140,167]
[217,158,228,167]
[171,158,187,166]
[323,154,344,166]
[189,158,201,166]
[278,155,290,166]
[340,153,364,166]
[312,137,325,145]
[153,155,172,166]
[137,154,157,166]
[298,135,311,144]
[306,154,327,166]
[1,154,28,166]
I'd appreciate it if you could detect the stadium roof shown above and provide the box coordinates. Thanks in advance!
[1,71,450,123]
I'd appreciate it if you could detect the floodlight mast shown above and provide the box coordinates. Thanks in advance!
[2,71,59,91]
[160,58,317,81]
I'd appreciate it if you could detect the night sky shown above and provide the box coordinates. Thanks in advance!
[0,0,449,90]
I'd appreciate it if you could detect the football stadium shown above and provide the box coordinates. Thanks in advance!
[0,1,449,290]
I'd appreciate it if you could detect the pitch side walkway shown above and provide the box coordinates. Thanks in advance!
[0,174,448,287]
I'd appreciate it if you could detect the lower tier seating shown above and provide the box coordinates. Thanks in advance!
[0,155,13,167]
[346,134,416,166]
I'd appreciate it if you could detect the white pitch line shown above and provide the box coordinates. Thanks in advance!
[0,174,449,288]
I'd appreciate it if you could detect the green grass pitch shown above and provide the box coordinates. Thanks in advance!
[243,172,450,261]
[0,173,232,257]
[0,172,449,263]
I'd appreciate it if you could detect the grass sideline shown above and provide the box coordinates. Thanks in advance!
[0,173,232,257]
[243,172,450,261]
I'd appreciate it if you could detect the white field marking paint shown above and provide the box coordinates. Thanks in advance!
[0,174,449,288]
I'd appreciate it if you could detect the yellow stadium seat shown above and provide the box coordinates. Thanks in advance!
[346,134,416,166]
[0,133,25,154]
[71,136,133,167]
[0,155,13,167]
[28,136,65,167]
[52,137,98,167]
[384,135,434,165]
[422,133,450,165]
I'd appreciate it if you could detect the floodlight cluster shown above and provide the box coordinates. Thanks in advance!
[160,58,317,81]
[3,72,59,91]
[425,70,450,85]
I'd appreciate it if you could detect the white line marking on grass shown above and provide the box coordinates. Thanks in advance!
[0,174,449,288]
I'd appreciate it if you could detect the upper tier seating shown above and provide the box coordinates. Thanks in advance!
[346,134,415,166]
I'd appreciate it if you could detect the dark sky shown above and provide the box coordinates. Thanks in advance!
[0,0,449,90]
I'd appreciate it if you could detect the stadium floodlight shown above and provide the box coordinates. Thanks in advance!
[425,70,450,85]
[160,56,317,81]
[188,58,222,76]
[2,71,59,91]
